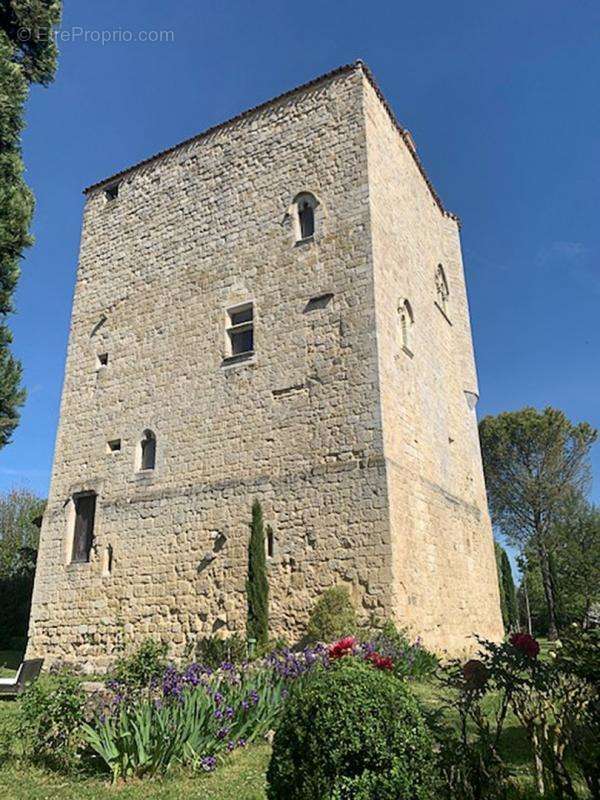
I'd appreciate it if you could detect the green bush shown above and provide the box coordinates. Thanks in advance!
[19,670,86,771]
[267,658,437,800]
[110,638,168,689]
[306,587,357,643]
[195,633,248,669]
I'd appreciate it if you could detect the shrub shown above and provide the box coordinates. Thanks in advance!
[267,658,437,800]
[110,638,168,689]
[19,670,86,771]
[306,586,356,643]
[195,633,248,669]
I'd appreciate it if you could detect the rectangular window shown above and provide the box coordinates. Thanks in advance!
[226,302,254,357]
[71,493,96,563]
[97,352,109,368]
[107,439,121,453]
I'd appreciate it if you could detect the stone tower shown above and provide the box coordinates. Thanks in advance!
[27,62,503,671]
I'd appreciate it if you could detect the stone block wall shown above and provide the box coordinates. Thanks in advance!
[26,63,502,671]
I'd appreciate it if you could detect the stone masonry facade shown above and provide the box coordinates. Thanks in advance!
[27,62,503,671]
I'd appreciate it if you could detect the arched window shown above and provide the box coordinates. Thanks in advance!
[435,265,450,315]
[140,429,156,471]
[399,299,414,354]
[293,192,318,241]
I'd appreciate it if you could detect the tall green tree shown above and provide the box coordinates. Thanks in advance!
[246,500,269,648]
[0,1,61,447]
[479,407,597,639]
[549,498,600,627]
[0,487,45,645]
[495,542,519,632]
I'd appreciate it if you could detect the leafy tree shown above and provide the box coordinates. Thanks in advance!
[0,488,45,645]
[545,498,599,628]
[246,499,269,648]
[0,487,45,576]
[479,407,597,638]
[0,1,61,447]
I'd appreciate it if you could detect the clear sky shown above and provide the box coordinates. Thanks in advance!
[2,1,599,525]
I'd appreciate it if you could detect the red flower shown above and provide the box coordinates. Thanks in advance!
[366,652,394,671]
[509,632,540,659]
[328,636,357,660]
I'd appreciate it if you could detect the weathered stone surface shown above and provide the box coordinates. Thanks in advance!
[26,64,503,672]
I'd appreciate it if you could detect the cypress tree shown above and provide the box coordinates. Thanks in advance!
[495,542,509,630]
[500,547,519,631]
[0,1,61,447]
[246,499,269,648]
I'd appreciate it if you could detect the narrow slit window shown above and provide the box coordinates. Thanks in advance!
[266,526,275,559]
[71,493,96,563]
[140,429,156,470]
[227,303,254,357]
[298,200,314,239]
[399,299,414,354]
[103,544,113,576]
[97,352,109,368]
[435,264,450,316]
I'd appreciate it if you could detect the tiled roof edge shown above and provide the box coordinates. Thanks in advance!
[83,59,459,223]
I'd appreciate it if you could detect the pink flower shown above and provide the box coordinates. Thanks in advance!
[328,636,357,660]
[510,632,540,659]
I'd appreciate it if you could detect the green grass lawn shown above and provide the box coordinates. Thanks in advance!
[0,650,22,678]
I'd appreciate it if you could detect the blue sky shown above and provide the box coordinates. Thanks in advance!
[2,1,599,530]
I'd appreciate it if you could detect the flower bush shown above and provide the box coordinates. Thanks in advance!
[434,632,597,800]
[84,661,284,781]
[266,657,437,800]
[366,620,439,679]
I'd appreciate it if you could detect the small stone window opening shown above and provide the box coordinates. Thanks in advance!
[140,429,156,471]
[292,192,319,242]
[107,439,121,453]
[104,183,119,201]
[97,352,109,368]
[71,492,96,564]
[266,526,275,559]
[399,299,414,354]
[435,264,450,316]
[227,303,254,357]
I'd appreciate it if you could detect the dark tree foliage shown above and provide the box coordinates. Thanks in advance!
[246,499,269,647]
[479,407,597,639]
[0,488,45,646]
[0,0,61,447]
[500,547,519,632]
